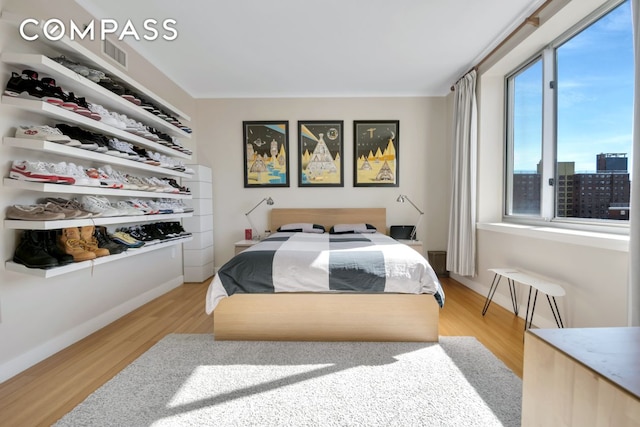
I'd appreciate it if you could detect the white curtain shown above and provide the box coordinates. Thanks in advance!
[446,70,477,276]
[630,0,640,326]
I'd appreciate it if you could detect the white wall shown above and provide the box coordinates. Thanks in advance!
[0,0,197,382]
[195,97,451,268]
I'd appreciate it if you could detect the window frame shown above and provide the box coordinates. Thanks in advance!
[503,0,632,235]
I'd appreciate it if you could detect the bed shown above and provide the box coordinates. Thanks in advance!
[205,208,444,341]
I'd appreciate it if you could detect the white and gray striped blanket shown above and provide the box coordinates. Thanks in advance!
[205,232,445,313]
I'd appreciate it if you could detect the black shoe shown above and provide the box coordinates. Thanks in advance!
[39,77,67,106]
[41,230,75,266]
[94,226,127,255]
[4,70,45,99]
[13,230,59,269]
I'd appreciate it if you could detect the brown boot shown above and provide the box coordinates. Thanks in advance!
[58,227,96,262]
[79,225,110,257]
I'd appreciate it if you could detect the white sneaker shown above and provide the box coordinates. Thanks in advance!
[66,162,92,186]
[126,198,158,214]
[9,160,59,183]
[114,201,145,216]
[79,165,102,186]
[81,195,122,217]
[46,162,75,184]
[90,104,119,127]
[15,125,71,142]
[94,167,124,188]
[102,165,135,190]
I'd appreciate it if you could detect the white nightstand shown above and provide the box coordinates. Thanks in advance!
[397,239,423,256]
[234,240,259,255]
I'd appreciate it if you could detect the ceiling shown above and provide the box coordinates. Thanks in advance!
[76,0,544,99]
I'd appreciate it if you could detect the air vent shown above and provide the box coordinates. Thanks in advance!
[103,39,127,68]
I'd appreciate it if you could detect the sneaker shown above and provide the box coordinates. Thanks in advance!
[6,203,66,220]
[102,165,134,189]
[14,125,71,142]
[110,230,145,248]
[89,104,119,127]
[53,124,99,151]
[39,77,68,106]
[86,68,105,83]
[94,167,124,188]
[9,160,60,183]
[97,77,125,95]
[44,197,94,219]
[50,55,90,76]
[114,201,145,216]
[60,91,79,111]
[81,195,122,217]
[46,161,76,185]
[125,198,158,215]
[4,70,45,99]
[13,230,60,269]
[147,199,174,214]
[65,162,93,186]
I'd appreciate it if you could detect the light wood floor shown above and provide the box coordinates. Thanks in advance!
[0,276,524,427]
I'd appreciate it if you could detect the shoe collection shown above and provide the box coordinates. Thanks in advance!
[4,71,193,156]
[50,55,192,134]
[13,225,127,269]
[6,196,193,221]
[114,222,191,247]
[13,221,190,269]
[9,159,191,193]
[14,123,193,162]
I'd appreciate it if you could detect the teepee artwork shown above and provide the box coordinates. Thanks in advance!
[243,121,290,188]
[298,121,344,186]
[354,120,399,187]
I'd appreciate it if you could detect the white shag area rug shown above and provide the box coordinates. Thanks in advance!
[54,334,521,426]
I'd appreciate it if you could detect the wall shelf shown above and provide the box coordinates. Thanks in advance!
[4,212,193,230]
[3,178,193,200]
[1,96,191,159]
[4,137,192,178]
[5,236,193,278]
[0,11,191,122]
[1,53,191,139]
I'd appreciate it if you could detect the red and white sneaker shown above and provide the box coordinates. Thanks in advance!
[10,160,60,183]
[14,125,71,142]
[45,162,76,185]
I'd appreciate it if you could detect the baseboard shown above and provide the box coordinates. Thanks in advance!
[0,276,183,384]
[451,273,558,329]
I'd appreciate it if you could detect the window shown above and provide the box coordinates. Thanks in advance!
[505,0,633,225]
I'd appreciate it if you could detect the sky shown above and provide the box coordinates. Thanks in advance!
[513,0,633,174]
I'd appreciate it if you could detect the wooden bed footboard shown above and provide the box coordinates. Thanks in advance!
[213,293,439,342]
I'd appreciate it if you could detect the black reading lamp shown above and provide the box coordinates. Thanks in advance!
[396,194,424,241]
[245,197,274,240]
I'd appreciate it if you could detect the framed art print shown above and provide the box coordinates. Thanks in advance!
[298,120,344,187]
[353,120,399,187]
[243,121,290,188]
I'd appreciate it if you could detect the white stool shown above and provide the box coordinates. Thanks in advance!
[484,268,566,330]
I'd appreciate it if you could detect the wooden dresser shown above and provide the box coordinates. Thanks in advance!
[522,327,640,426]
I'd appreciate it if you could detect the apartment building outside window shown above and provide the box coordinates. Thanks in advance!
[505,0,633,226]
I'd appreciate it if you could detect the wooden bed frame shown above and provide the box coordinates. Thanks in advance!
[213,208,440,342]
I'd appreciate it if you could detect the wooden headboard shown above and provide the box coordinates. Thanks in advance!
[270,208,387,234]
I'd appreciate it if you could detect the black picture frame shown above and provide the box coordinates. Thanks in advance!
[353,120,399,187]
[243,121,290,188]
[298,120,344,187]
